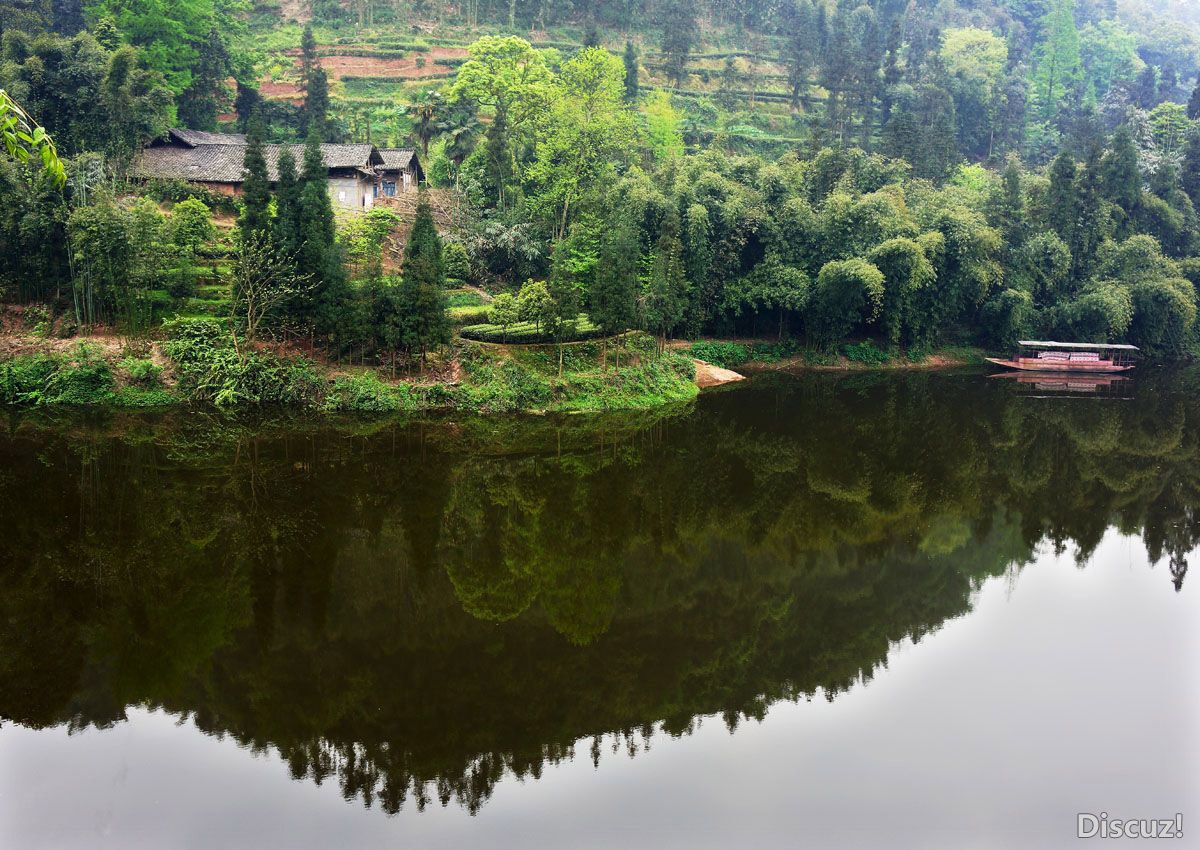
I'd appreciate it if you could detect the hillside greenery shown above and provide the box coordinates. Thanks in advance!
[2,0,1200,387]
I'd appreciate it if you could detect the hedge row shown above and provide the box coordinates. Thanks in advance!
[339,73,455,83]
[460,316,607,344]
[317,48,410,59]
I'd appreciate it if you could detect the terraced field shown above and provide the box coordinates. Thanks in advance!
[248,19,811,150]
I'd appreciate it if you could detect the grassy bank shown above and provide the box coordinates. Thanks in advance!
[0,322,698,415]
[685,339,986,371]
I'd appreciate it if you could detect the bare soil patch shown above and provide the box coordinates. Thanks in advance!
[281,46,468,81]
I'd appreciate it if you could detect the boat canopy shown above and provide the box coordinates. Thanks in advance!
[1018,340,1140,351]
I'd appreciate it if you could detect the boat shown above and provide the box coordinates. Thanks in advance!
[985,340,1138,373]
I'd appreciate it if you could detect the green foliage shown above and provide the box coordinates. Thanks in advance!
[0,344,114,405]
[170,198,215,252]
[809,259,886,344]
[443,241,471,282]
[1031,0,1084,123]
[447,290,485,309]
[0,88,64,185]
[485,291,519,336]
[456,356,554,412]
[461,314,605,344]
[161,318,324,408]
[322,371,423,413]
[7,8,1200,373]
[980,288,1035,348]
[238,121,271,241]
[396,194,450,357]
[118,356,163,387]
[145,179,239,216]
[842,340,890,365]
[86,0,221,94]
[689,340,749,368]
[342,207,401,281]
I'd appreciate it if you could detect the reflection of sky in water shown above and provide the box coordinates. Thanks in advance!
[4,531,1196,850]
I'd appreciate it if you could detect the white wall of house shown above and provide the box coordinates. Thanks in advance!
[327,176,374,210]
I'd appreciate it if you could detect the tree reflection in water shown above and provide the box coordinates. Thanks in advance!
[1,368,1198,814]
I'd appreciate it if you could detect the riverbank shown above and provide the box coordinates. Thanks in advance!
[681,339,986,372]
[0,323,700,415]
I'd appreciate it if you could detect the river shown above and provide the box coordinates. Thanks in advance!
[1,368,1197,849]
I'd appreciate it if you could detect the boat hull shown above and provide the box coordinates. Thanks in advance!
[985,357,1134,373]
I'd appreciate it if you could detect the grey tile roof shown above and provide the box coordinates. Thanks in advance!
[134,143,382,183]
[377,149,415,170]
[169,128,248,147]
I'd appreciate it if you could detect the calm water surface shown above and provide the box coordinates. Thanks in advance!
[1,369,1197,849]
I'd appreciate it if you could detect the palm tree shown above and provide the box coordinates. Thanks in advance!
[406,90,443,161]
[439,102,482,189]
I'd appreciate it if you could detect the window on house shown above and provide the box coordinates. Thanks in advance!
[382,181,397,197]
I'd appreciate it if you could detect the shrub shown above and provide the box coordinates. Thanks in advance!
[689,340,749,367]
[746,338,804,362]
[842,340,890,365]
[446,289,485,308]
[0,354,61,404]
[449,306,492,325]
[322,372,419,413]
[460,314,606,344]
[0,344,116,406]
[444,242,471,282]
[809,259,886,343]
[119,357,164,388]
[144,179,240,216]
[162,318,324,408]
[456,358,554,412]
[171,198,216,252]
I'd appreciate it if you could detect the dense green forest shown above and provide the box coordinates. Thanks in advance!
[2,370,1197,811]
[2,0,1200,379]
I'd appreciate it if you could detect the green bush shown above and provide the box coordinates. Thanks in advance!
[747,339,804,362]
[551,351,698,412]
[446,290,484,308]
[144,179,240,216]
[0,354,61,404]
[112,385,175,407]
[119,357,164,388]
[444,244,471,284]
[689,340,749,367]
[456,358,554,412]
[448,306,492,325]
[688,339,806,366]
[322,372,423,413]
[842,340,890,365]
[460,315,606,344]
[0,344,116,406]
[162,318,324,408]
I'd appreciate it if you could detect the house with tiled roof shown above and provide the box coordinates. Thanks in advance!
[135,130,423,211]
[375,149,426,197]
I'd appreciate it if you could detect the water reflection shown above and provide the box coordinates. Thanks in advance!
[1,368,1197,816]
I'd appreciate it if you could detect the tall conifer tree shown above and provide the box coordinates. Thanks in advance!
[397,193,450,362]
[272,146,302,260]
[623,41,639,102]
[238,119,271,242]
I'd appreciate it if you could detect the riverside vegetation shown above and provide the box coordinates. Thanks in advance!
[3,0,1200,413]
